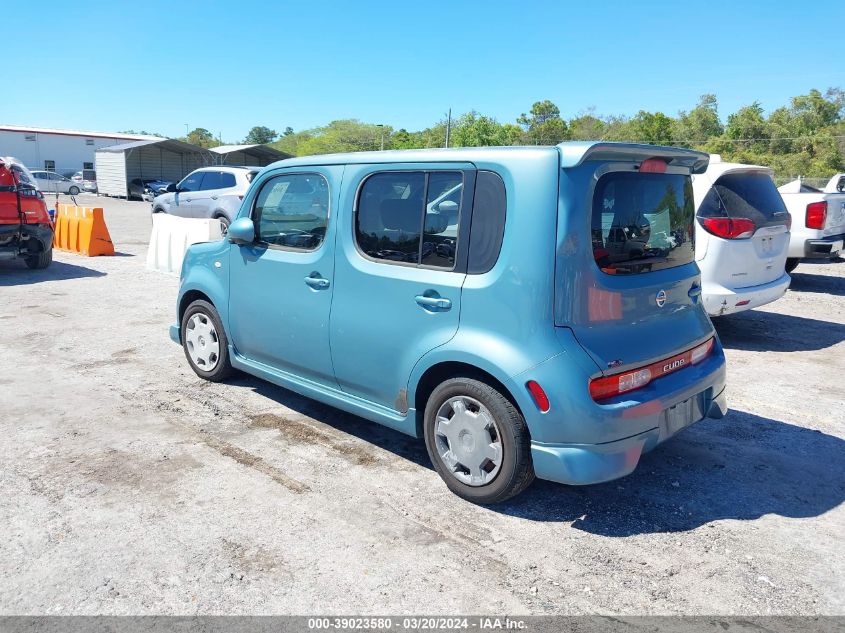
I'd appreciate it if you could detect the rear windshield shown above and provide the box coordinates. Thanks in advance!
[591,172,695,275]
[698,172,787,225]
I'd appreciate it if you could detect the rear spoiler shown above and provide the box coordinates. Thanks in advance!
[558,142,710,174]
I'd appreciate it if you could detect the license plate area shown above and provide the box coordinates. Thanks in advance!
[659,393,705,441]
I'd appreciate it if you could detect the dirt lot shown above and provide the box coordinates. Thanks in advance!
[1,194,843,615]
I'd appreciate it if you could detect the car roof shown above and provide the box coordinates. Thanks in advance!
[260,142,709,173]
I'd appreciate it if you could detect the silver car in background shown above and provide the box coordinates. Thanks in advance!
[31,170,81,195]
[151,166,259,230]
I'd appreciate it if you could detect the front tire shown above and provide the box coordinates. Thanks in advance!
[785,258,800,274]
[423,377,534,504]
[180,300,234,382]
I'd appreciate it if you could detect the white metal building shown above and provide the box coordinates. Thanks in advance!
[209,144,290,167]
[95,139,215,197]
[0,125,160,175]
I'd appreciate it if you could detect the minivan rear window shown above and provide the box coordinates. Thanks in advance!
[591,172,695,275]
[697,172,788,226]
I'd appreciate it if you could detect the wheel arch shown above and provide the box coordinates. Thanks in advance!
[178,289,214,324]
[412,360,525,439]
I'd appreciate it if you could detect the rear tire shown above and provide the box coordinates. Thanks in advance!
[423,377,534,504]
[785,258,800,274]
[68,186,80,196]
[25,246,52,270]
[180,300,234,382]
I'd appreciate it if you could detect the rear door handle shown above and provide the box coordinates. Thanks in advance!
[304,274,330,290]
[415,294,452,312]
[211,196,218,200]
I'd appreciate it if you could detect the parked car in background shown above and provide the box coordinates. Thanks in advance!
[31,170,80,195]
[72,169,97,193]
[692,156,791,316]
[0,157,53,269]
[778,178,845,272]
[152,166,259,230]
[171,143,726,504]
[128,178,174,201]
[824,174,845,193]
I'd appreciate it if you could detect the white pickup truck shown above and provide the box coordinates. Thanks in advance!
[777,178,845,273]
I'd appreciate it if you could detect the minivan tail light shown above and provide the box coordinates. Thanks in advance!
[806,201,827,230]
[589,337,715,402]
[699,217,756,239]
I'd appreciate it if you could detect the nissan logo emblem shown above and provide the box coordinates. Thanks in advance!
[656,290,667,307]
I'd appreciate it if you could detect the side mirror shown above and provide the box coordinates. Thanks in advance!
[228,217,255,244]
[166,183,178,193]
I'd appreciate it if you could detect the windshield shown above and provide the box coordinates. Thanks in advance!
[591,172,696,275]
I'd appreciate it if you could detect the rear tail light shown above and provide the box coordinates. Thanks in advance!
[806,201,827,230]
[699,217,756,239]
[589,337,715,402]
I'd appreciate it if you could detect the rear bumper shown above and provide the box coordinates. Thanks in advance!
[0,223,53,260]
[803,233,844,260]
[532,385,726,485]
[702,272,791,316]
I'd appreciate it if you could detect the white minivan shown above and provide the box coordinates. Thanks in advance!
[693,156,791,316]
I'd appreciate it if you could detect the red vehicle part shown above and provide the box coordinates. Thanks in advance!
[0,157,54,268]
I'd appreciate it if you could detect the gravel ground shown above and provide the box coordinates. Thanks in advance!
[0,194,842,615]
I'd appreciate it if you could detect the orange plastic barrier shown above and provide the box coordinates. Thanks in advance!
[53,204,115,256]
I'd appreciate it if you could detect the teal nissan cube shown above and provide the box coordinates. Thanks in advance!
[170,142,727,504]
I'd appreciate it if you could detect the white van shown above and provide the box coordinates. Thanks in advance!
[693,156,791,316]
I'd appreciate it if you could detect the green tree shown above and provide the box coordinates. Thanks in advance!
[450,111,512,147]
[243,126,278,144]
[627,111,674,145]
[185,127,218,148]
[568,109,606,141]
[725,102,769,152]
[518,100,569,144]
[673,94,723,147]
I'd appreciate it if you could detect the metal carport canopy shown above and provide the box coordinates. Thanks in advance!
[209,144,291,167]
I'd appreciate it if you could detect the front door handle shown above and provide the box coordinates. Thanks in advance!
[304,274,330,290]
[688,284,701,300]
[211,196,218,200]
[415,294,452,312]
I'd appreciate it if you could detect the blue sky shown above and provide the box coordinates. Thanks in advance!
[5,0,843,142]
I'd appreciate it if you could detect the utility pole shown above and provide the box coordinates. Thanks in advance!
[445,108,452,148]
[376,124,385,151]
[184,123,189,137]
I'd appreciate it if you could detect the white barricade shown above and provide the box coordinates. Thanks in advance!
[146,213,223,275]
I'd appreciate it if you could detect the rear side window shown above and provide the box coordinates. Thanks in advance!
[356,171,463,269]
[591,172,695,275]
[698,172,787,226]
[253,173,329,251]
[468,170,506,274]
[219,172,236,188]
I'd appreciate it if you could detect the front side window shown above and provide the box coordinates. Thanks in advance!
[179,171,205,192]
[591,171,696,275]
[356,170,463,268]
[253,173,329,251]
[200,171,222,191]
